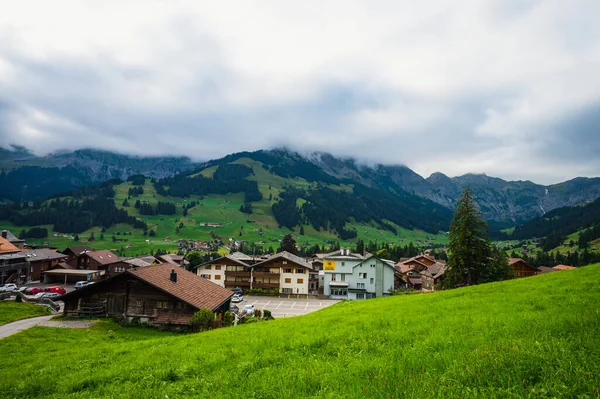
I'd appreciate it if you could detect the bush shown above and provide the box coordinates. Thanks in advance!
[14,294,22,303]
[254,309,262,319]
[189,309,215,332]
[263,309,274,320]
[223,311,234,327]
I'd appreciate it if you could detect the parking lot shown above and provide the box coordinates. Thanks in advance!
[240,296,339,318]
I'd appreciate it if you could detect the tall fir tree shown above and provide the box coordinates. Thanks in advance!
[446,187,492,288]
[278,233,298,255]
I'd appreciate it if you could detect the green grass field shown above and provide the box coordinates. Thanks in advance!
[1,160,448,256]
[1,265,599,398]
[0,302,50,325]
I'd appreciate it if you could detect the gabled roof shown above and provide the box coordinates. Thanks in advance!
[84,250,121,265]
[421,262,447,279]
[21,248,68,261]
[1,230,24,243]
[321,250,365,260]
[252,251,313,270]
[129,264,233,310]
[122,258,152,268]
[62,245,94,256]
[509,258,537,270]
[194,255,250,271]
[229,251,256,261]
[538,266,558,273]
[0,237,21,254]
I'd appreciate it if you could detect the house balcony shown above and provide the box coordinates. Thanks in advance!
[253,282,280,289]
[253,271,280,277]
[226,271,251,277]
[0,262,30,272]
[224,280,250,288]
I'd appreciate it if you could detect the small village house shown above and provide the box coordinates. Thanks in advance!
[59,263,233,326]
[509,258,539,277]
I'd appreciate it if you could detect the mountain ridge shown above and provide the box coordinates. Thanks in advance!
[1,146,599,225]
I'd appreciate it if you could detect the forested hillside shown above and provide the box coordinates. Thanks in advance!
[511,198,600,250]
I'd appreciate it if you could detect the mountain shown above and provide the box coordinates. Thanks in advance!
[197,149,600,225]
[0,147,199,202]
[2,145,599,227]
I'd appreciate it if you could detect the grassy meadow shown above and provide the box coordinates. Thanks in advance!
[1,159,448,256]
[1,264,599,398]
[0,302,50,325]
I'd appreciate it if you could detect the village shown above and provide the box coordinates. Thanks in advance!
[0,228,576,330]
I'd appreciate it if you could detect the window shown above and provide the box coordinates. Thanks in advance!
[331,288,347,296]
[200,274,210,279]
[331,274,337,281]
[370,278,374,284]
[285,268,292,273]
[297,279,304,284]
[357,283,365,289]
[206,265,212,270]
[215,265,222,270]
[359,273,367,279]
[371,264,376,268]
[356,293,365,300]
[341,262,345,266]
[282,288,292,293]
[341,274,345,281]
[283,261,288,264]
[136,300,144,307]
[214,275,221,280]
[285,278,292,283]
[156,301,169,309]
[177,302,185,309]
[296,269,305,274]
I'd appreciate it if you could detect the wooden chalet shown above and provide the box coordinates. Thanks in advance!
[508,258,539,278]
[1,230,25,249]
[22,248,68,281]
[62,245,94,264]
[59,263,233,326]
[195,255,251,289]
[553,264,576,271]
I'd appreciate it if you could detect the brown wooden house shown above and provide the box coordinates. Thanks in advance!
[509,258,539,278]
[59,263,233,326]
[22,248,68,281]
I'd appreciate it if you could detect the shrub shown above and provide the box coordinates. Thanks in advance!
[189,308,214,332]
[263,309,274,320]
[14,294,22,303]
[223,311,234,327]
[254,309,262,319]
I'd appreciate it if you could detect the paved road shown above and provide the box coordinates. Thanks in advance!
[240,296,339,318]
[0,315,53,339]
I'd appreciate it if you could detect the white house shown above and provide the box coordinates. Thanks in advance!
[194,255,250,288]
[322,249,397,300]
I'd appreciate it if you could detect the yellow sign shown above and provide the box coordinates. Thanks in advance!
[324,260,336,270]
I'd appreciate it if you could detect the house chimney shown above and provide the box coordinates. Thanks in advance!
[1,230,6,239]
[170,268,177,283]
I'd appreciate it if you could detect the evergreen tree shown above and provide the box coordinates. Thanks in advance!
[299,225,305,235]
[446,187,491,288]
[278,233,298,255]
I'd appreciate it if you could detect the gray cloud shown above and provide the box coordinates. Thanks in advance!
[0,1,599,185]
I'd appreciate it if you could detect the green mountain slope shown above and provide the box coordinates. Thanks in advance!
[0,158,449,255]
[1,264,599,398]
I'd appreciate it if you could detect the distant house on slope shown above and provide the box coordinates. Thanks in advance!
[509,258,539,278]
[59,263,233,326]
[553,264,577,271]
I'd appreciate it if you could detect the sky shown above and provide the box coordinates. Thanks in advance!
[0,0,599,185]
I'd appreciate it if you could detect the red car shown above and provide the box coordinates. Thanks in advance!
[45,286,66,295]
[24,286,44,295]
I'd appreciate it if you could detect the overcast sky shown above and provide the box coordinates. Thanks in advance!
[1,1,599,184]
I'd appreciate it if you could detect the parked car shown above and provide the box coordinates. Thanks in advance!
[17,286,28,292]
[231,293,244,303]
[34,292,60,299]
[24,286,44,295]
[231,287,244,295]
[0,283,17,292]
[74,281,90,289]
[45,286,66,294]
[242,304,255,316]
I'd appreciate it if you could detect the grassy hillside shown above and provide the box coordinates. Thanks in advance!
[0,302,51,325]
[2,159,448,256]
[2,265,599,398]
